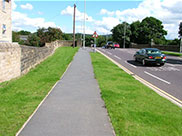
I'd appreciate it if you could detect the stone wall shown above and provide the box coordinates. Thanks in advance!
[20,45,54,74]
[0,43,20,83]
[131,43,180,52]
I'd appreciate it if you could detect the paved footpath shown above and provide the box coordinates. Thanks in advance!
[18,48,114,136]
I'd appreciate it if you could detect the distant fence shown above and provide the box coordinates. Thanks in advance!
[131,43,180,52]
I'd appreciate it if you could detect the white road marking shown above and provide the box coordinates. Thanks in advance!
[125,61,137,68]
[114,55,121,60]
[144,71,171,84]
[146,67,180,72]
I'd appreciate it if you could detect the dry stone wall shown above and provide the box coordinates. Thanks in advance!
[0,40,75,83]
[0,43,20,83]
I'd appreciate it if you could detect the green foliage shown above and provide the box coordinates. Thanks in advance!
[130,21,140,43]
[166,38,180,45]
[17,30,31,35]
[85,35,94,47]
[12,31,20,42]
[179,22,182,38]
[26,33,41,47]
[37,27,63,46]
[96,36,106,47]
[138,17,167,44]
[111,22,131,48]
[62,33,72,40]
[0,47,78,136]
[91,52,182,136]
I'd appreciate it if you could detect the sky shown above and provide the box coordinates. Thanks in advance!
[12,0,182,39]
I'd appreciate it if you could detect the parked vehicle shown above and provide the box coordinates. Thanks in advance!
[113,43,120,48]
[105,41,115,49]
[133,48,166,66]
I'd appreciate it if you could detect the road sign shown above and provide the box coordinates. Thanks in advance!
[92,31,98,38]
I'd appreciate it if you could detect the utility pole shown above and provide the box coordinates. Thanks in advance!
[73,4,76,48]
[123,22,126,48]
[83,0,86,48]
[180,37,182,53]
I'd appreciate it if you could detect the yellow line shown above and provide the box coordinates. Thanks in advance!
[96,49,182,106]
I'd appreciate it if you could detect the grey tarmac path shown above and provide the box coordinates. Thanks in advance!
[18,48,114,136]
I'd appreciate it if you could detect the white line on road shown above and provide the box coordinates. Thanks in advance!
[144,71,171,85]
[125,61,137,68]
[114,55,121,60]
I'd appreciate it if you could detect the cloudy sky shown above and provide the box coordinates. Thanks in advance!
[12,0,182,39]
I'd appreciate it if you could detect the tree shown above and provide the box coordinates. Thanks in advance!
[138,17,167,44]
[130,21,140,43]
[18,30,31,35]
[111,22,131,48]
[96,36,106,47]
[12,31,20,42]
[179,22,182,38]
[26,33,41,47]
[37,27,63,46]
[62,33,72,40]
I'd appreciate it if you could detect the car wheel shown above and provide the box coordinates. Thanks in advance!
[142,59,146,66]
[160,63,164,66]
[134,57,137,62]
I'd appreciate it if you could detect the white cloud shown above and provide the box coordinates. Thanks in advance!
[12,11,57,32]
[100,9,114,16]
[98,0,182,39]
[61,6,94,22]
[20,3,33,10]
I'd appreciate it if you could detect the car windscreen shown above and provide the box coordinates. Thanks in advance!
[146,49,161,54]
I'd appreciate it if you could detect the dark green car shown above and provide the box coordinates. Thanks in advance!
[134,48,166,66]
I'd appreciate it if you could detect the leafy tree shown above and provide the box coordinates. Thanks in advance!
[111,22,131,48]
[37,27,63,46]
[85,35,94,47]
[179,22,182,38]
[62,33,72,40]
[130,21,140,43]
[17,30,31,35]
[26,33,41,47]
[138,17,167,44]
[96,36,106,47]
[12,31,20,42]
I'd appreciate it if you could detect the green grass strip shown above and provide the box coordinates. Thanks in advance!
[0,47,78,136]
[162,51,182,56]
[90,52,182,136]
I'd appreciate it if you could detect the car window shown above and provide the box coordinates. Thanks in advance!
[147,50,161,54]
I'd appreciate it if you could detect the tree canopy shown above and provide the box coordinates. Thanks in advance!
[111,22,131,48]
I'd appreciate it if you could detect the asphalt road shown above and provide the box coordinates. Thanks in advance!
[98,48,182,105]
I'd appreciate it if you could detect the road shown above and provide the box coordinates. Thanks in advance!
[98,48,182,106]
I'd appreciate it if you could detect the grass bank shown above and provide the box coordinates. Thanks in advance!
[162,51,182,56]
[90,52,182,136]
[0,47,78,136]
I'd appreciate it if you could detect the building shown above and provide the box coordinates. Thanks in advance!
[0,0,12,43]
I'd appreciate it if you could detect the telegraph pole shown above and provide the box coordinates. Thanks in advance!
[73,4,76,48]
[83,0,86,48]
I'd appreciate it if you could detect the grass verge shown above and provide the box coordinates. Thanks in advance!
[90,52,182,136]
[0,47,78,136]
[162,51,182,56]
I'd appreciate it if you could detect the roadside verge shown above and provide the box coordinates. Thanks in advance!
[91,50,182,136]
